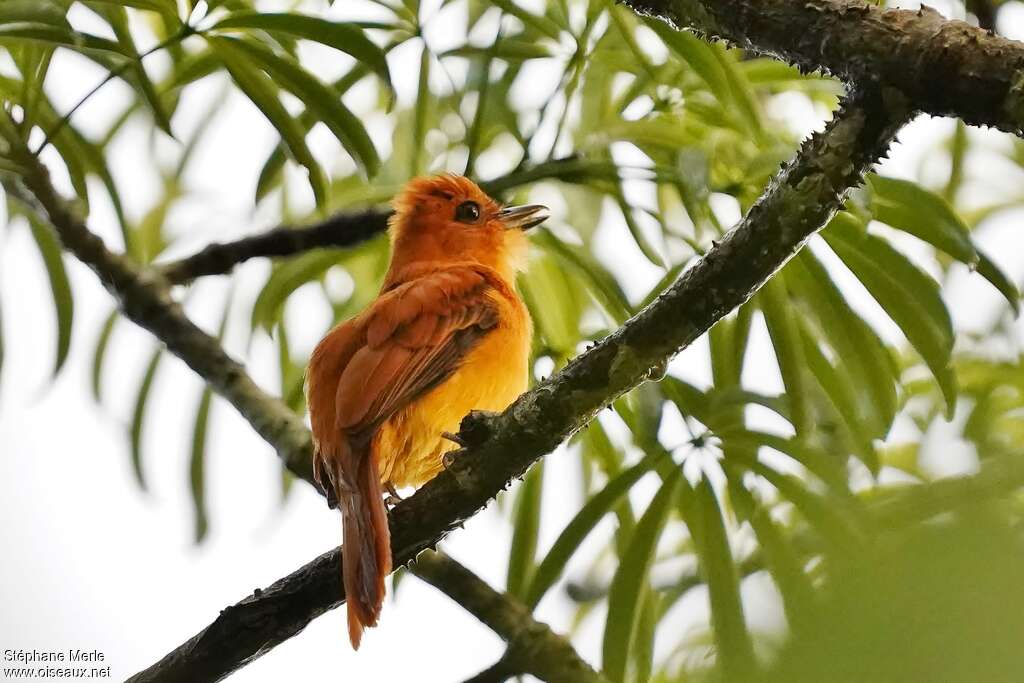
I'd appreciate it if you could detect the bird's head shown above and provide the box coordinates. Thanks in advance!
[385,174,548,284]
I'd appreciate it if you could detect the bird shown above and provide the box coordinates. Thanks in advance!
[305,174,547,648]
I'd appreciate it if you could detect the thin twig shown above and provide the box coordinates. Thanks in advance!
[160,209,391,284]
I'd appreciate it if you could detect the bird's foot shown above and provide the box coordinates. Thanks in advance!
[442,448,466,470]
[383,481,404,508]
[441,431,468,447]
[460,410,500,445]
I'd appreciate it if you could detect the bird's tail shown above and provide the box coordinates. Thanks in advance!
[333,448,391,649]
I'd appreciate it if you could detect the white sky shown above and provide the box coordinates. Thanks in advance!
[2,0,1024,681]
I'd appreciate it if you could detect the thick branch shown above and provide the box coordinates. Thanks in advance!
[126,88,909,682]
[627,0,1024,136]
[158,157,612,283]
[410,552,608,683]
[11,151,317,486]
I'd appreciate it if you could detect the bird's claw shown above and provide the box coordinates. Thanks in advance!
[442,448,465,469]
[460,410,500,445]
[441,430,468,447]
[383,481,404,507]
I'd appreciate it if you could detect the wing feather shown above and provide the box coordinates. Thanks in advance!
[333,267,500,436]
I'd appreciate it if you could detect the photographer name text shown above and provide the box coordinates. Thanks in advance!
[3,649,104,665]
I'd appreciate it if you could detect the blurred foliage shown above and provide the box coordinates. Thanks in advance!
[2,0,1024,680]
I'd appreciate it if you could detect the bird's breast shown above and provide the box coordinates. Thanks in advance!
[374,300,531,489]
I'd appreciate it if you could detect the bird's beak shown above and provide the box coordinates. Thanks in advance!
[498,204,549,231]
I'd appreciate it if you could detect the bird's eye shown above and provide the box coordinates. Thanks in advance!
[454,201,481,224]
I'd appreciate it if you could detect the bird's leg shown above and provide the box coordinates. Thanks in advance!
[460,409,501,445]
[441,431,468,447]
[383,481,404,508]
[442,448,464,470]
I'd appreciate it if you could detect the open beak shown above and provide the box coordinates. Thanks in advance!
[498,204,549,231]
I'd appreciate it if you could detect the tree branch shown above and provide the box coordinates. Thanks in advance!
[158,157,616,284]
[460,658,517,683]
[160,209,390,284]
[8,151,319,486]
[124,87,909,682]
[410,551,608,683]
[626,0,1024,136]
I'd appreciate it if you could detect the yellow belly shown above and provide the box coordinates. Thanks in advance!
[373,311,531,489]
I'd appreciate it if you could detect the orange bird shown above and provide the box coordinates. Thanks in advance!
[306,174,546,648]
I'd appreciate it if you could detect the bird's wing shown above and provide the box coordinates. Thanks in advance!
[307,266,506,647]
[333,266,500,436]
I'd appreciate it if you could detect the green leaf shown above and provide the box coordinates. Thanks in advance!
[507,462,544,598]
[12,36,56,132]
[616,194,667,269]
[867,174,977,265]
[210,37,328,208]
[788,249,898,443]
[743,456,864,551]
[518,251,587,357]
[643,18,760,137]
[211,11,393,98]
[410,42,430,175]
[130,348,163,491]
[715,428,849,495]
[189,292,232,543]
[795,317,879,471]
[727,473,816,637]
[525,448,671,609]
[0,1,69,26]
[0,23,130,57]
[190,386,213,542]
[824,212,957,416]
[976,248,1021,316]
[255,61,377,203]
[24,212,73,377]
[488,0,562,39]
[276,323,306,413]
[688,476,755,680]
[86,0,180,26]
[759,275,811,435]
[251,250,341,331]
[633,591,658,683]
[91,309,118,401]
[214,36,380,178]
[98,5,175,137]
[443,40,553,60]
[534,229,633,325]
[602,464,683,683]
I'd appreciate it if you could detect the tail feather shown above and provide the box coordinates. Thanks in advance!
[336,449,392,649]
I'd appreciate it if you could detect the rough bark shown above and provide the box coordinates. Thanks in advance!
[627,0,1024,136]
